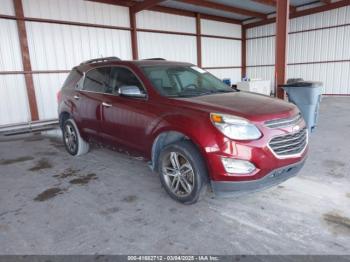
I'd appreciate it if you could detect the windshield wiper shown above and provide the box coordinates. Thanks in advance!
[213,89,235,93]
[167,89,235,98]
[197,89,235,95]
[166,93,206,98]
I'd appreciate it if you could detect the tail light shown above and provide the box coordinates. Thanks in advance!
[57,90,62,103]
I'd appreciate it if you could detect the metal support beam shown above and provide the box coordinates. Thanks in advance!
[130,0,166,13]
[150,5,242,24]
[13,0,39,121]
[196,13,202,67]
[241,27,246,79]
[89,1,241,25]
[179,0,267,19]
[129,9,138,60]
[88,0,134,7]
[275,0,289,99]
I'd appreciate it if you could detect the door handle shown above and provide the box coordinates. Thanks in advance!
[102,102,112,108]
[73,95,80,100]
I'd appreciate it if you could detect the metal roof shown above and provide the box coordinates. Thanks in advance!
[158,0,331,23]
[160,1,250,20]
[92,0,348,26]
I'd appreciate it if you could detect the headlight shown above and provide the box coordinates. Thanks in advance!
[210,113,262,140]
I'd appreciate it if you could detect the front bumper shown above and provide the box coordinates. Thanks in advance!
[211,158,306,197]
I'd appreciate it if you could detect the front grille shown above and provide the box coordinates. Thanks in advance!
[265,113,302,128]
[269,128,308,157]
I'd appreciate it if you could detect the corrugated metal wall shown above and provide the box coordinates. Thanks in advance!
[22,0,130,27]
[136,10,196,33]
[206,68,242,83]
[26,22,132,71]
[136,13,242,82]
[201,19,241,38]
[136,11,197,64]
[201,19,242,83]
[202,37,241,67]
[0,0,15,15]
[1,2,243,127]
[246,5,350,94]
[137,32,197,64]
[0,1,31,126]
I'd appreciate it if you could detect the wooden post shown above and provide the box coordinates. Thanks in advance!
[196,13,202,67]
[130,9,138,60]
[241,27,246,79]
[275,0,289,99]
[13,0,39,121]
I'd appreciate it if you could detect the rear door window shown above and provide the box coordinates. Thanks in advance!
[83,67,111,93]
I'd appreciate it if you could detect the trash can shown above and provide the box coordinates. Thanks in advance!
[282,80,322,133]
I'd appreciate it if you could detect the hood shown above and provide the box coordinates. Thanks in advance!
[175,91,298,122]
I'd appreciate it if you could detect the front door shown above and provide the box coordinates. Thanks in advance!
[100,66,153,153]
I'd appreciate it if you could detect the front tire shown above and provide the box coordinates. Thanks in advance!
[62,119,89,156]
[158,140,208,204]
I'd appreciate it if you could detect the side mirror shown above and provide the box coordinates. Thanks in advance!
[118,85,146,98]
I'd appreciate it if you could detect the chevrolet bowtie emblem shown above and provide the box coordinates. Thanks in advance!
[292,125,300,132]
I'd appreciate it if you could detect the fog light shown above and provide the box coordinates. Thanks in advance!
[221,158,256,174]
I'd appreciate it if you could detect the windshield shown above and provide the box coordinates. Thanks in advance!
[141,65,235,97]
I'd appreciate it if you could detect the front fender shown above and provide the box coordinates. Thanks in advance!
[145,112,221,173]
[148,113,208,151]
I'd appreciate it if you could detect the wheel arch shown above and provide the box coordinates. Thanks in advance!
[150,129,207,172]
[59,111,70,129]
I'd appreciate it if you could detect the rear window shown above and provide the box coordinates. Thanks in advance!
[62,69,83,89]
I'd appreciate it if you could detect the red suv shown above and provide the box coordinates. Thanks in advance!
[57,57,308,204]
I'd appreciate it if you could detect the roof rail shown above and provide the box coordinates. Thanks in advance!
[143,58,166,61]
[80,56,121,65]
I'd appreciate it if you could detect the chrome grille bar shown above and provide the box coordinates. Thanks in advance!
[270,136,307,150]
[269,128,308,157]
[269,131,306,145]
[265,113,302,128]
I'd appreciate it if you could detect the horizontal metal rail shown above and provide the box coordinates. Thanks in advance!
[0,119,59,135]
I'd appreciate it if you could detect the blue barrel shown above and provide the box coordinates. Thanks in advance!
[222,78,231,86]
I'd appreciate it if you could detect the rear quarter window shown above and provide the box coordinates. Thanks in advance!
[62,69,83,89]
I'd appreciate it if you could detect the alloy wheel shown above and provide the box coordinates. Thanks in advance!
[64,123,77,153]
[162,151,195,197]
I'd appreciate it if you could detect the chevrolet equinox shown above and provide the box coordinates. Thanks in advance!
[57,57,308,204]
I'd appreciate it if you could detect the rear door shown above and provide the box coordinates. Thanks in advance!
[100,66,153,153]
[76,67,111,138]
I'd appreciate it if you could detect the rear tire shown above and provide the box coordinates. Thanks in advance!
[158,140,208,204]
[62,119,89,156]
